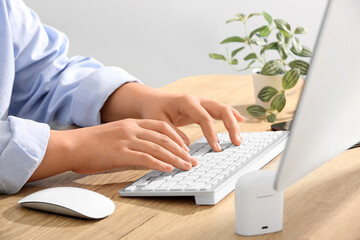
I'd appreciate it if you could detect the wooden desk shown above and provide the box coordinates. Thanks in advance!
[1,75,360,240]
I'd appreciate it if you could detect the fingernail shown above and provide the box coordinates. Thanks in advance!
[236,133,242,143]
[215,142,222,151]
[190,157,198,166]
[183,144,190,152]
[184,161,192,170]
[165,164,173,172]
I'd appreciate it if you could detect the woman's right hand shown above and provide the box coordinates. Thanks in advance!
[29,119,198,182]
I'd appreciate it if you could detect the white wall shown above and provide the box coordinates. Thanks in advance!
[25,0,328,87]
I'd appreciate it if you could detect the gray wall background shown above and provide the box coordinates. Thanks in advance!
[25,0,328,87]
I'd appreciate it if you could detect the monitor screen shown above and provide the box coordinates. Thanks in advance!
[274,0,360,191]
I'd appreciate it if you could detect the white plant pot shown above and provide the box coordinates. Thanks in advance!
[252,69,284,110]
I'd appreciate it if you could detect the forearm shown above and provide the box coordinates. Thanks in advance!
[28,130,75,182]
[100,82,168,122]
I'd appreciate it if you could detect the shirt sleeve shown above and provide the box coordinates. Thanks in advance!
[0,116,50,194]
[0,0,141,194]
[8,0,141,128]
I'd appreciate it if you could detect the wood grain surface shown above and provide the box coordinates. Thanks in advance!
[1,75,359,240]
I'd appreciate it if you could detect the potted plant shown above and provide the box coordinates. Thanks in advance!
[209,12,312,122]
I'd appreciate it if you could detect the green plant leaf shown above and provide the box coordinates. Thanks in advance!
[209,53,226,61]
[280,30,290,38]
[274,19,291,32]
[282,68,300,90]
[226,18,241,24]
[231,47,245,58]
[244,53,257,61]
[271,94,286,112]
[247,105,266,116]
[260,42,279,55]
[285,37,291,45]
[250,25,268,38]
[292,37,303,53]
[266,42,279,50]
[294,26,307,34]
[261,60,283,76]
[263,12,272,25]
[236,13,246,22]
[230,59,238,65]
[247,13,262,19]
[252,40,266,46]
[221,36,245,44]
[267,114,276,123]
[276,32,285,43]
[289,60,309,75]
[291,46,313,57]
[278,43,288,60]
[260,26,271,37]
[257,86,278,102]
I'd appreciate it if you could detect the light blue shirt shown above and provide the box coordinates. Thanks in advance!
[0,0,139,194]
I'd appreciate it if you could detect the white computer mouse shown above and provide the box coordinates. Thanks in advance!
[18,187,115,219]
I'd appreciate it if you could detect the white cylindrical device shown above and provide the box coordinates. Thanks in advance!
[235,170,283,236]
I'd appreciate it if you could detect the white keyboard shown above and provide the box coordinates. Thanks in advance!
[119,131,288,205]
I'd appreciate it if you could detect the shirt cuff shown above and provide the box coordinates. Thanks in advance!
[71,66,142,127]
[0,116,50,194]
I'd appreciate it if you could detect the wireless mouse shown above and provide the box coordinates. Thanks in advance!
[18,187,115,219]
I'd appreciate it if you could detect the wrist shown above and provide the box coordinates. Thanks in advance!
[101,82,169,122]
[28,130,75,182]
[100,82,143,122]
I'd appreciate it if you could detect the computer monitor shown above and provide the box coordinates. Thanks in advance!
[274,0,360,191]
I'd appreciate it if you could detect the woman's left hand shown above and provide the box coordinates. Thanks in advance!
[101,83,245,152]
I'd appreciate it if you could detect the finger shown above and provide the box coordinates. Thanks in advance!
[130,138,194,171]
[231,108,246,122]
[167,122,191,147]
[181,100,221,152]
[125,150,174,172]
[137,120,188,151]
[221,109,242,146]
[137,128,197,166]
[200,98,245,122]
[200,100,242,145]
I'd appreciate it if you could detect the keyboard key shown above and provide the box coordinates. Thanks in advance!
[176,172,190,177]
[167,177,184,182]
[214,164,229,169]
[141,180,166,191]
[203,172,218,178]
[208,168,223,173]
[214,174,225,180]
[186,175,200,180]
[125,186,137,192]
[178,179,194,185]
[189,170,205,176]
[209,179,219,185]
[133,181,150,187]
[196,177,212,182]
[147,171,163,177]
[156,182,177,191]
[222,170,231,175]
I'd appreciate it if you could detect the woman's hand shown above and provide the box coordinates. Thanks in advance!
[101,83,245,152]
[29,119,197,182]
[29,82,244,182]
[140,94,245,151]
